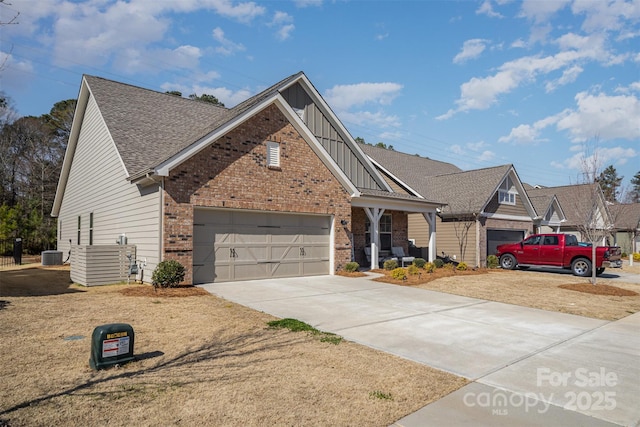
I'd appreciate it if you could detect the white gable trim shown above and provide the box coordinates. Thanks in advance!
[154,92,359,195]
[481,166,537,219]
[365,157,424,198]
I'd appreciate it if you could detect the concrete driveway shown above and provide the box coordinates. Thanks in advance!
[200,274,640,426]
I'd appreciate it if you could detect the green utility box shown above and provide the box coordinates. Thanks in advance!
[89,323,135,370]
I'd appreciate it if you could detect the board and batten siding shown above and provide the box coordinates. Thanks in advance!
[57,94,161,283]
[485,192,529,217]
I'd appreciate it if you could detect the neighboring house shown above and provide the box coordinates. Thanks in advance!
[526,183,611,244]
[51,72,443,284]
[523,185,566,234]
[360,145,536,267]
[609,203,640,255]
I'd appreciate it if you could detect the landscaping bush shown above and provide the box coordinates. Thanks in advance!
[486,255,498,269]
[423,262,435,273]
[152,260,186,288]
[384,259,398,270]
[433,259,444,268]
[344,262,359,272]
[621,252,628,259]
[443,263,455,271]
[413,258,426,268]
[634,253,640,262]
[456,262,468,271]
[407,264,420,276]
[391,267,407,280]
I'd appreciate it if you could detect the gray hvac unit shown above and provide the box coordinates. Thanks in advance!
[42,250,63,265]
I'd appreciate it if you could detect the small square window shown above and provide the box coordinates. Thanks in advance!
[267,141,280,168]
[498,190,516,205]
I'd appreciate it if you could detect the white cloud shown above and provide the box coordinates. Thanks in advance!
[519,0,570,23]
[552,147,638,171]
[438,31,622,119]
[0,51,34,90]
[450,141,495,162]
[270,11,295,40]
[324,82,403,130]
[160,81,252,107]
[324,82,403,110]
[545,65,583,92]
[476,0,503,18]
[212,27,246,55]
[293,0,322,7]
[511,38,526,48]
[499,114,561,144]
[572,0,640,33]
[453,39,489,64]
[556,91,640,142]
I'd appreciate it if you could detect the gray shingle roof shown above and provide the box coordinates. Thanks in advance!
[528,194,555,218]
[360,144,515,215]
[527,183,604,227]
[609,203,640,230]
[423,165,513,215]
[84,72,304,179]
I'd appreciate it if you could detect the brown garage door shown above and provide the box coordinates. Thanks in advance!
[193,209,331,283]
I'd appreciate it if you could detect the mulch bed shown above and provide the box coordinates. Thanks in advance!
[558,283,638,297]
[372,267,487,285]
[119,285,210,297]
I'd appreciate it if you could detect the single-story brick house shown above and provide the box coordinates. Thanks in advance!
[360,144,538,267]
[51,72,443,284]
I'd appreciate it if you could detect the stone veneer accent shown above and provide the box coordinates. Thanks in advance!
[162,104,352,284]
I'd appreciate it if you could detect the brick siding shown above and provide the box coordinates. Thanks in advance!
[162,104,352,283]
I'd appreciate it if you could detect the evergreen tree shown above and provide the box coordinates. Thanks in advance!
[597,165,622,203]
[629,171,640,203]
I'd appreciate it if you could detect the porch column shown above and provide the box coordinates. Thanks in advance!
[364,207,385,270]
[423,212,436,262]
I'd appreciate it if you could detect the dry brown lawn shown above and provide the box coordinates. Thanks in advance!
[0,266,466,427]
[374,264,640,321]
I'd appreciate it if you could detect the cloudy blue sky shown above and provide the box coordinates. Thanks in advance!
[2,0,639,192]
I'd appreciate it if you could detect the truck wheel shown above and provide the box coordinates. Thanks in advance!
[596,268,605,276]
[500,254,517,270]
[571,258,592,277]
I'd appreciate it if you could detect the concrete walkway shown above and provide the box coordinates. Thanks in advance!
[200,274,640,427]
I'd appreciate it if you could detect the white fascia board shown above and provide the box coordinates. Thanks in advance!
[153,92,359,195]
[51,77,90,217]
[351,195,440,213]
[293,74,393,193]
[154,96,277,177]
[482,212,533,222]
[366,157,424,198]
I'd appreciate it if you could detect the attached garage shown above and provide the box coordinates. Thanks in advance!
[193,209,332,283]
[486,229,525,258]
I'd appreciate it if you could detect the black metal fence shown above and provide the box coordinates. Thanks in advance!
[1,238,23,268]
[0,237,53,267]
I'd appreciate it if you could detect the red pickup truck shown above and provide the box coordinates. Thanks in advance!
[495,233,621,277]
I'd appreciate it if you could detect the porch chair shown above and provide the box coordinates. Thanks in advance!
[364,247,397,268]
[391,247,415,267]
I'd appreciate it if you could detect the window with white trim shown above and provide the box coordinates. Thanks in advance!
[497,176,517,205]
[267,141,280,168]
[365,213,392,251]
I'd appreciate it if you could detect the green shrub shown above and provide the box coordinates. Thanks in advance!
[344,262,359,272]
[424,262,435,273]
[486,255,498,269]
[621,252,628,259]
[456,262,468,271]
[152,260,186,288]
[407,264,420,276]
[443,262,455,271]
[413,258,426,268]
[384,259,398,270]
[391,267,406,280]
[433,258,444,268]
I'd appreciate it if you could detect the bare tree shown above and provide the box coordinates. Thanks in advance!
[452,213,475,263]
[572,141,614,284]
